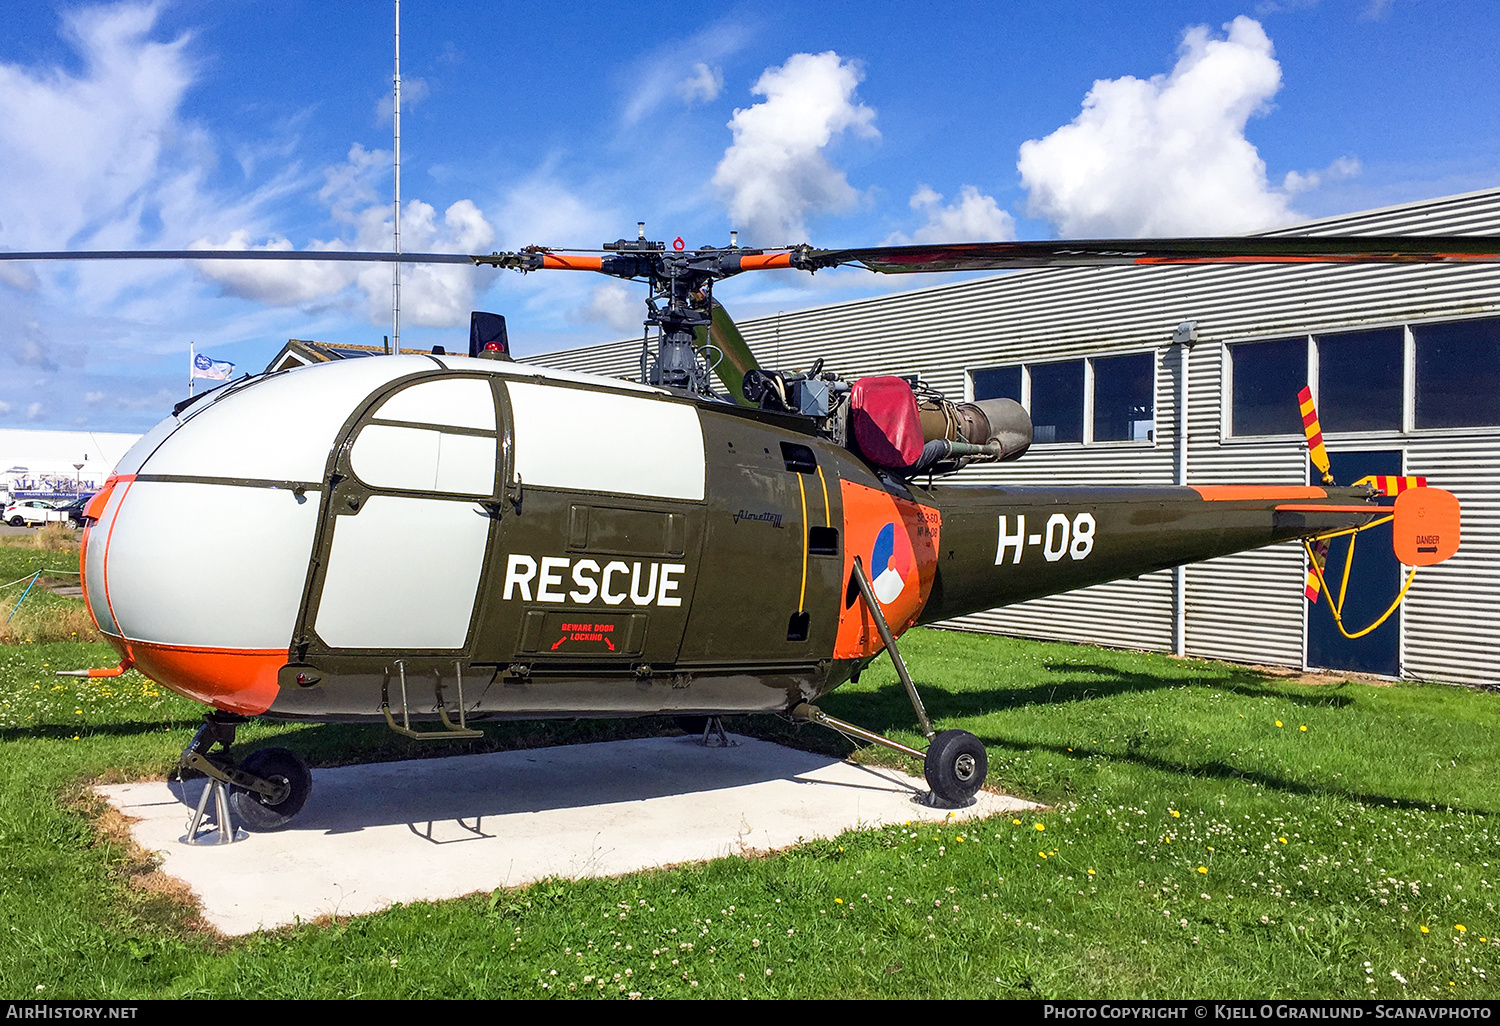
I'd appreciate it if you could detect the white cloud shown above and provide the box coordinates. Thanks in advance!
[15,339,52,372]
[886,185,1016,245]
[0,265,39,292]
[0,2,192,249]
[479,174,646,342]
[1017,17,1318,236]
[26,402,45,421]
[114,389,176,410]
[85,392,106,405]
[676,63,723,104]
[0,401,12,415]
[0,1,322,384]
[376,76,430,125]
[189,231,359,304]
[569,282,641,334]
[361,197,494,327]
[712,51,879,246]
[195,144,496,328]
[492,174,620,251]
[619,22,748,125]
[1283,155,1361,194]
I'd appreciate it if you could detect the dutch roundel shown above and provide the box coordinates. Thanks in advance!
[871,521,913,604]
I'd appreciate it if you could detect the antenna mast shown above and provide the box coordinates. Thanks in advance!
[392,0,402,355]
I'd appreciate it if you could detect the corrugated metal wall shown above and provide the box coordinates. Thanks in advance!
[533,189,1500,686]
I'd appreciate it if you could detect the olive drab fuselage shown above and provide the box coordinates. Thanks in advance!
[79,355,1386,724]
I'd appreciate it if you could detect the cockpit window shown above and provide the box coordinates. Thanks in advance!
[350,376,499,496]
[370,377,496,430]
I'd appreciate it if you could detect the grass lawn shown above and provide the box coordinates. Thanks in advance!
[2,539,1498,999]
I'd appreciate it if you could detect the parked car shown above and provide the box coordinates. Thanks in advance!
[51,495,93,527]
[4,499,61,527]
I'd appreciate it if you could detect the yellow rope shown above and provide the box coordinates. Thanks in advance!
[1302,537,1417,640]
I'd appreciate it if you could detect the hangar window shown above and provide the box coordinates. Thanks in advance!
[1230,337,1307,436]
[1092,352,1156,442]
[971,365,1021,403]
[970,355,1154,445]
[1028,360,1084,444]
[1316,327,1403,432]
[1413,318,1500,429]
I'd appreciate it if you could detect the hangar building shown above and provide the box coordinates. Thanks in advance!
[531,188,1500,687]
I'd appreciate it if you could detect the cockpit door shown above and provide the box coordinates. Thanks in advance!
[295,374,501,659]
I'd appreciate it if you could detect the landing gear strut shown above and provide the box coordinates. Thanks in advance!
[176,713,312,840]
[677,715,739,747]
[792,557,989,807]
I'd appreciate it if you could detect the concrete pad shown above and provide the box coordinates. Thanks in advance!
[96,734,1037,936]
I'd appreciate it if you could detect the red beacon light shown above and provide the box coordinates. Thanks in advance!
[469,311,512,361]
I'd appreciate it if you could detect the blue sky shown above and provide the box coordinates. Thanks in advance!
[2,0,1498,432]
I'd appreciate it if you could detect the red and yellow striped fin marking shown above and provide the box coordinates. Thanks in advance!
[1303,572,1321,603]
[1298,386,1331,480]
[1351,474,1428,496]
[1304,538,1330,604]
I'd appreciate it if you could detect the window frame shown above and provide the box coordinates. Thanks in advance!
[1222,314,1500,443]
[1313,325,1408,437]
[1222,334,1314,442]
[1409,314,1500,435]
[1089,350,1160,445]
[965,348,1159,449]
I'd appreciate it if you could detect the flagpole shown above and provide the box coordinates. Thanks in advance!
[189,342,195,397]
[392,0,402,357]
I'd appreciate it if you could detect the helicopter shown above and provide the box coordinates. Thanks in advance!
[5,231,1481,830]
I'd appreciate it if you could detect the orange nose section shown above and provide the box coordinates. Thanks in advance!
[127,642,285,715]
[80,474,285,716]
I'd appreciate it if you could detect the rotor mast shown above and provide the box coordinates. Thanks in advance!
[472,230,798,397]
[612,226,716,393]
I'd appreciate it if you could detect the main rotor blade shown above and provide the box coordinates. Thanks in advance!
[0,250,479,264]
[800,236,1500,274]
[13,234,1500,277]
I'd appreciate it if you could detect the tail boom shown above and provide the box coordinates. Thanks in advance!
[916,483,1389,624]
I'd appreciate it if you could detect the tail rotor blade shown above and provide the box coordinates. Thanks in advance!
[1298,386,1334,485]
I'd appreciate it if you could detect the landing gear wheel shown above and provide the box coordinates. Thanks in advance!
[923,730,987,806]
[228,748,311,832]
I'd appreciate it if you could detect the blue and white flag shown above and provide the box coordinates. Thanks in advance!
[191,352,235,381]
